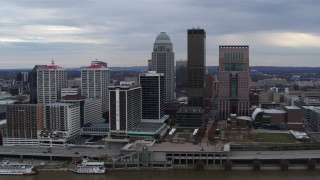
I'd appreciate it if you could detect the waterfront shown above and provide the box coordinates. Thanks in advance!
[1,170,320,180]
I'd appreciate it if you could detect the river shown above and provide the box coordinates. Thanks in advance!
[1,170,320,180]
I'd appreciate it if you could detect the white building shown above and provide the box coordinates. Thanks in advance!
[39,103,80,146]
[81,61,110,117]
[61,87,79,98]
[37,61,67,104]
[151,32,174,103]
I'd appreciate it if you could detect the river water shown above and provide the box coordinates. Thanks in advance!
[1,170,320,180]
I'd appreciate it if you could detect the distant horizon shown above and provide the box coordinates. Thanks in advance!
[1,65,320,71]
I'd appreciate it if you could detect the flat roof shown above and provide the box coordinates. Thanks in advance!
[264,109,286,114]
[0,100,16,105]
[128,123,166,135]
[149,141,228,153]
[285,106,300,110]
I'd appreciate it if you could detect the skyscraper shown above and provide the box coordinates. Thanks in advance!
[36,61,67,104]
[81,61,110,118]
[176,60,187,94]
[30,65,45,104]
[187,28,206,108]
[151,32,174,103]
[109,85,141,136]
[139,71,166,123]
[218,46,250,120]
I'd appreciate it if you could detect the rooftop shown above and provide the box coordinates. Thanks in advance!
[284,106,301,110]
[155,32,171,44]
[128,122,167,135]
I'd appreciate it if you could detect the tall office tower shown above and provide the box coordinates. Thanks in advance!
[30,65,46,104]
[218,46,250,120]
[176,60,188,93]
[187,28,206,108]
[139,71,167,123]
[4,104,44,146]
[151,32,174,103]
[109,85,141,136]
[81,61,110,118]
[43,103,80,140]
[205,73,214,111]
[36,61,67,104]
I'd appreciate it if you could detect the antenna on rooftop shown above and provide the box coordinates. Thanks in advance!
[51,59,55,65]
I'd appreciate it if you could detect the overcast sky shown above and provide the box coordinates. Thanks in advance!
[0,0,320,69]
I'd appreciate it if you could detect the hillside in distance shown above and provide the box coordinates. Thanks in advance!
[1,66,320,79]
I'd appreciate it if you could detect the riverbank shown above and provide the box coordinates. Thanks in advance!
[2,169,320,180]
[4,157,319,172]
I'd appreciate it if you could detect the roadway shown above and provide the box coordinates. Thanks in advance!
[0,145,122,158]
[230,150,320,160]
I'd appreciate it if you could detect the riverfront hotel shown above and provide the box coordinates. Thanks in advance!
[218,46,250,120]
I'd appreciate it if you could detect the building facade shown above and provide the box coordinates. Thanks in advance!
[81,61,110,118]
[61,87,79,98]
[187,29,206,108]
[109,85,141,136]
[176,60,187,95]
[176,106,204,128]
[60,95,102,127]
[139,71,165,122]
[151,32,174,103]
[39,103,80,146]
[36,62,67,104]
[3,104,44,146]
[30,65,45,104]
[218,46,250,120]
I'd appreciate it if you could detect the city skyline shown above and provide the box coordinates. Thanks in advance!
[1,0,320,68]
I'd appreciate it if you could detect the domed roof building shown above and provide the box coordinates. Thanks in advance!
[150,32,174,104]
[155,32,172,44]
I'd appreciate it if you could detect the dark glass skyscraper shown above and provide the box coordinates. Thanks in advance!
[187,28,206,108]
[176,60,187,94]
[139,71,165,122]
[29,65,45,104]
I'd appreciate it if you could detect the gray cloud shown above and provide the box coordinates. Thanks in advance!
[0,0,320,68]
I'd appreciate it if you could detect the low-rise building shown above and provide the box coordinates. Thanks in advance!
[176,106,204,128]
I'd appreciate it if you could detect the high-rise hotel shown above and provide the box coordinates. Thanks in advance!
[35,61,67,104]
[218,46,250,120]
[81,61,110,118]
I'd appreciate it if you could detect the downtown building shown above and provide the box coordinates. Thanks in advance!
[3,104,44,146]
[109,85,141,137]
[218,46,250,120]
[39,103,80,146]
[60,95,102,128]
[187,29,206,108]
[34,61,67,104]
[139,71,167,123]
[81,61,110,119]
[150,32,174,103]
[176,60,188,96]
